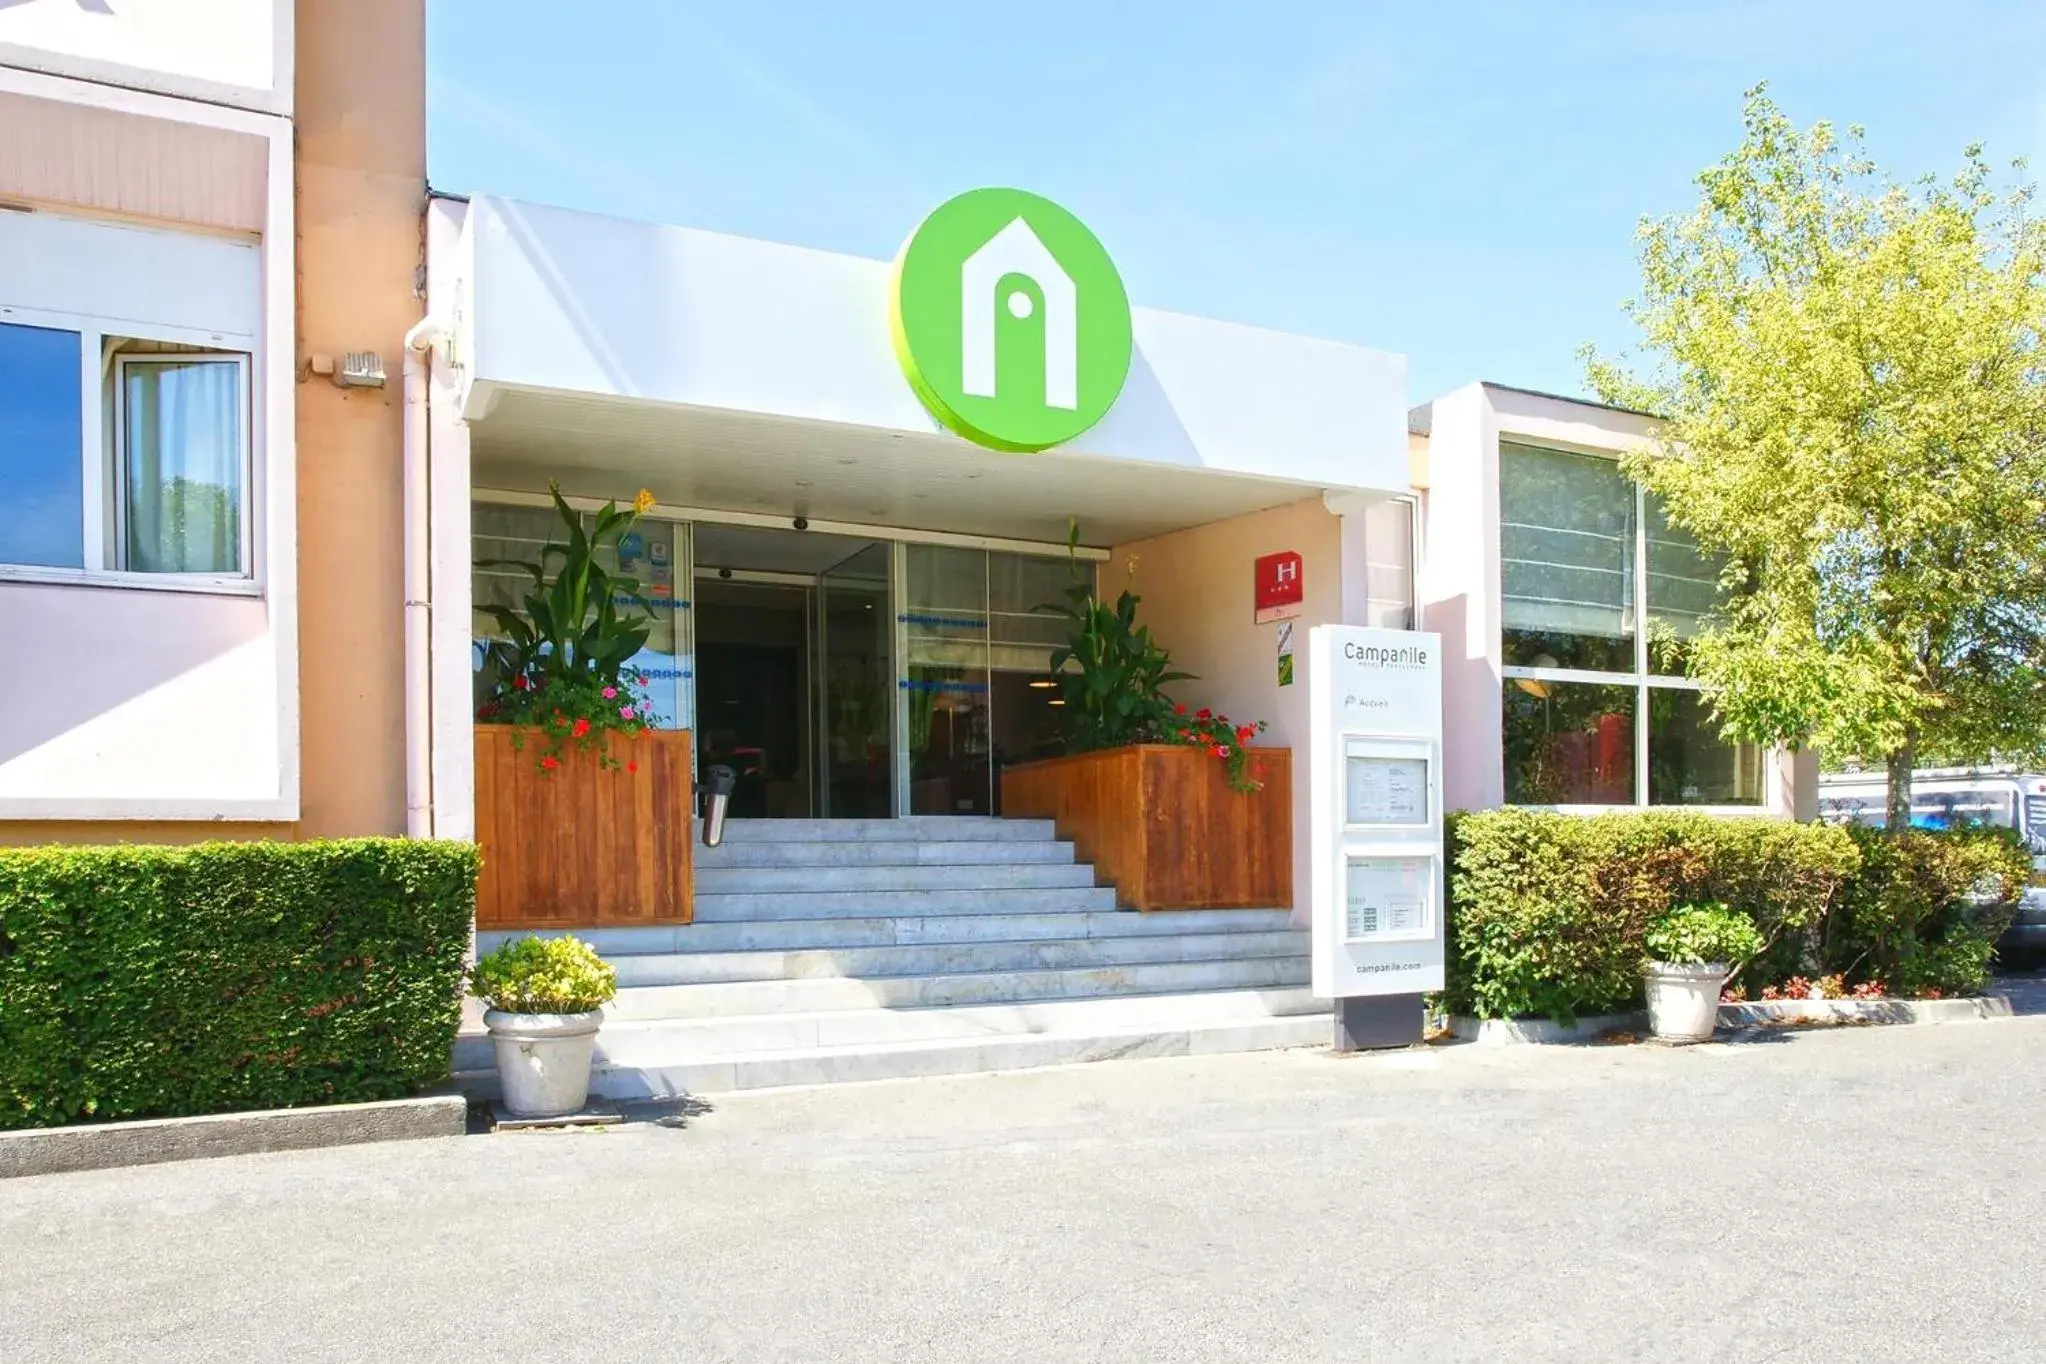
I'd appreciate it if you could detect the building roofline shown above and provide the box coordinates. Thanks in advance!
[1408,381,1662,436]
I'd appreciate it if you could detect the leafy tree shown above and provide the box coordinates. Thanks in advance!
[1586,87,2046,827]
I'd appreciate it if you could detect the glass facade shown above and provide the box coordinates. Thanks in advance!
[1499,443,1762,807]
[472,503,1080,817]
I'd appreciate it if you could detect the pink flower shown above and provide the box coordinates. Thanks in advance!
[620,706,636,720]
[602,687,617,700]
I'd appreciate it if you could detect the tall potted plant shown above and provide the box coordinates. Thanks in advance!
[1000,533,1286,911]
[475,483,659,770]
[470,484,696,931]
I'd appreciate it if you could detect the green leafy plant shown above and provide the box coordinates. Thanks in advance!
[1040,525,1270,791]
[469,935,617,1015]
[1822,824,2028,998]
[475,483,658,771]
[1645,902,1764,968]
[0,839,478,1132]
[1042,560,1190,753]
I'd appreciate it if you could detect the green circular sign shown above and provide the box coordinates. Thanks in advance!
[890,188,1133,453]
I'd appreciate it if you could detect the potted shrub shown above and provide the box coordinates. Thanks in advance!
[1642,903,1763,1042]
[470,935,619,1117]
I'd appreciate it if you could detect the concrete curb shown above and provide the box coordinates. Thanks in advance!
[0,1094,469,1180]
[1448,1012,1646,1045]
[1721,996,2014,1027]
[1451,995,2014,1045]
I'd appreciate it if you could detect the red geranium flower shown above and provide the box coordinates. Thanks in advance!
[1174,703,1187,715]
[1196,707,1213,721]
[571,717,591,738]
[512,675,528,691]
[1236,724,1255,745]
[1211,744,1229,759]
[627,760,639,774]
[540,755,559,771]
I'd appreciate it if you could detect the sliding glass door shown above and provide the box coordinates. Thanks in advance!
[900,544,1088,815]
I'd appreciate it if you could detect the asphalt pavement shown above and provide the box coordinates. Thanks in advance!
[4,984,2044,1363]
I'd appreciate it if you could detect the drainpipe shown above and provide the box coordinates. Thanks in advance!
[403,317,445,839]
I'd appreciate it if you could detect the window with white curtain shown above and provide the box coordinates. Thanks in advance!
[118,355,249,574]
[0,212,258,587]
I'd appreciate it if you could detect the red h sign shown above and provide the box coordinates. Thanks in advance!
[1254,551,1304,624]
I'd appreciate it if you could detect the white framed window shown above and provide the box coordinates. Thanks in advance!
[0,310,255,591]
[1499,441,1766,810]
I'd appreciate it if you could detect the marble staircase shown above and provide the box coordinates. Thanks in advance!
[457,817,1324,1097]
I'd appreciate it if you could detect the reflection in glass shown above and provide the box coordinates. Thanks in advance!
[905,545,992,815]
[0,322,84,568]
[1648,687,1763,805]
[1645,494,1726,676]
[1503,679,1636,805]
[1500,442,1635,671]
[818,543,892,817]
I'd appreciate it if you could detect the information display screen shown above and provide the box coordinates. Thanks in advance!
[1345,753,1428,826]
[1343,856,1430,941]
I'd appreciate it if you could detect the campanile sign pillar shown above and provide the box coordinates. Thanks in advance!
[1307,626,1447,1049]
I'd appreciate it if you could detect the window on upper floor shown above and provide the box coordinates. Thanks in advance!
[0,319,251,582]
[1498,441,1765,808]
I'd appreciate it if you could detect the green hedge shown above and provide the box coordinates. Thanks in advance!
[1444,810,2029,1023]
[0,838,478,1131]
[1824,825,2029,999]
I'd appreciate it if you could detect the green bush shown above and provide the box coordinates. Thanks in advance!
[1444,810,1859,1023]
[0,838,478,1132]
[470,935,616,1014]
[1645,903,1765,968]
[1825,825,2028,999]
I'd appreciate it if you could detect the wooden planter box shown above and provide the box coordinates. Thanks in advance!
[1001,745,1292,911]
[473,726,694,929]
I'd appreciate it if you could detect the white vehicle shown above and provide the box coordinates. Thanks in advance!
[1818,768,2046,958]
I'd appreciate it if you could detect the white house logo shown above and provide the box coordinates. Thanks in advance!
[961,219,1077,412]
[890,188,1133,453]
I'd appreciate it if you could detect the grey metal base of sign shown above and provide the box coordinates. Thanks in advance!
[1332,994,1425,1052]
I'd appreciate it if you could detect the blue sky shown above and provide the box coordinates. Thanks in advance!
[427,0,2046,406]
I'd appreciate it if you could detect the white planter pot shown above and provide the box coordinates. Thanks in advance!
[484,1009,604,1117]
[1643,962,1727,1042]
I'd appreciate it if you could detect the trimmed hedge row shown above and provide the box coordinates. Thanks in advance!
[1444,810,2028,1023]
[0,839,478,1131]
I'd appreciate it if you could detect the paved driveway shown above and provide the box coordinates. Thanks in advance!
[4,1007,2043,1363]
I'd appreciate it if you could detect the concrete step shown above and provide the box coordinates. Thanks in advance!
[692,885,1117,921]
[714,817,1057,843]
[477,908,1296,957]
[693,862,1098,894]
[607,929,1311,986]
[454,985,1328,1071]
[598,1012,1334,1096]
[696,839,1076,869]
[605,955,1310,1021]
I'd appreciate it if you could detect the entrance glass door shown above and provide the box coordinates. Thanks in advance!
[816,543,893,816]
